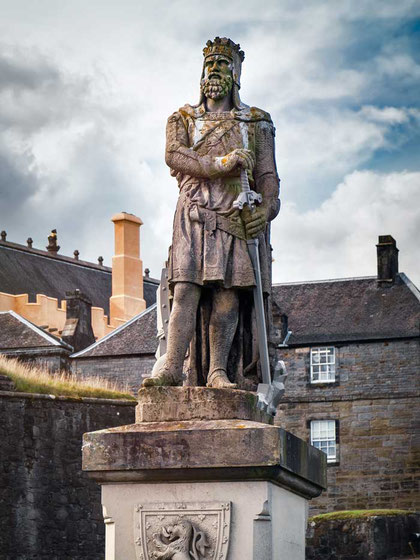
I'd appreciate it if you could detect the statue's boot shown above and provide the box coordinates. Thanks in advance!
[206,368,238,389]
[142,355,181,387]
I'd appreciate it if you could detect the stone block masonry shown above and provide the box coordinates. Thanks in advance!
[275,339,420,515]
[0,391,136,560]
[71,355,156,394]
[306,512,420,560]
[276,396,419,515]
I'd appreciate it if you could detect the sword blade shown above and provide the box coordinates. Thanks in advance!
[247,237,272,386]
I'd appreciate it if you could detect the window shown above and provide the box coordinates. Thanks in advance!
[310,347,336,382]
[310,420,337,463]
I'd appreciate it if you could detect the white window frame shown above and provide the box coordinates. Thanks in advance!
[310,420,337,463]
[310,347,336,383]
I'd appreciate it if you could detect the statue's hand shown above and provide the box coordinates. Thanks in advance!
[241,205,267,238]
[214,149,255,174]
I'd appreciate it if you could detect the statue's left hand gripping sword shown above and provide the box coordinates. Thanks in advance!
[233,169,287,416]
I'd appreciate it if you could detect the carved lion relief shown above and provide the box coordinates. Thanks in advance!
[133,501,231,560]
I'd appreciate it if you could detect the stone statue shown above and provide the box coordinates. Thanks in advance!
[143,37,280,390]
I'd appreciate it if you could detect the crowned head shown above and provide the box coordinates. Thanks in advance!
[198,37,245,109]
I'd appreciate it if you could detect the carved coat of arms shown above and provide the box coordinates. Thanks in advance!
[133,501,231,560]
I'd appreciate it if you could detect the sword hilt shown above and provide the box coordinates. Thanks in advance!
[233,169,262,211]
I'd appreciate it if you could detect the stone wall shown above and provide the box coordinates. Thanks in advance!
[2,348,70,372]
[277,339,419,400]
[71,355,156,394]
[277,395,419,514]
[306,512,420,560]
[0,391,136,560]
[276,339,420,515]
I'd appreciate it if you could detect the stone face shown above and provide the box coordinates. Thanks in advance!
[136,386,273,423]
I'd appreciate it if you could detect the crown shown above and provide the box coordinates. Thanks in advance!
[203,37,245,63]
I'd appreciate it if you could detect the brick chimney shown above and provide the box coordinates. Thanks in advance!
[109,212,146,326]
[377,235,399,285]
[61,290,95,352]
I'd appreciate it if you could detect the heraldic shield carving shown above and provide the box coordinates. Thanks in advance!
[133,501,231,560]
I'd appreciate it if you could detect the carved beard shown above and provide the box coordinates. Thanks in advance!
[201,74,233,100]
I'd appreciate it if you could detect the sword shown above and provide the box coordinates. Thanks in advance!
[233,169,287,416]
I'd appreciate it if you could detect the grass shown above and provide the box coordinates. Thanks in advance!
[309,509,415,524]
[0,354,136,400]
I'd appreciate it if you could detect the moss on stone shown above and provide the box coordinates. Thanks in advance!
[309,509,415,524]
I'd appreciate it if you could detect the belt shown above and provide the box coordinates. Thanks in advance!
[181,193,247,241]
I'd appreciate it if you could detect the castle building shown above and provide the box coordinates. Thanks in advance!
[0,213,158,369]
[274,236,420,514]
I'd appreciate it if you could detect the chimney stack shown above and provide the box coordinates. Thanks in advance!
[110,212,146,326]
[377,235,399,285]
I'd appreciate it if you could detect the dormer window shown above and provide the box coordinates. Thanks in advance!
[310,347,336,383]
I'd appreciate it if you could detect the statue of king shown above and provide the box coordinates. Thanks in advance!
[143,37,280,390]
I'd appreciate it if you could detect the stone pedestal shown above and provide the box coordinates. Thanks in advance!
[82,387,326,559]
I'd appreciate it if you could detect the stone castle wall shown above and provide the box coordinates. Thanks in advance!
[306,512,420,560]
[0,391,136,560]
[71,355,156,394]
[276,339,420,514]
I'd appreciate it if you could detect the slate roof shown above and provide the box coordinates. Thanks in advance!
[71,273,420,358]
[272,273,420,346]
[0,240,158,314]
[72,304,158,358]
[0,311,72,350]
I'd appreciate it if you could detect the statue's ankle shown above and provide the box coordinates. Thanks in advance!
[207,368,237,389]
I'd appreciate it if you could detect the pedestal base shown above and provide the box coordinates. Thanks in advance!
[102,481,307,560]
[82,387,327,559]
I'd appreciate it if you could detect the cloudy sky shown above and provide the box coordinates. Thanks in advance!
[1,0,419,287]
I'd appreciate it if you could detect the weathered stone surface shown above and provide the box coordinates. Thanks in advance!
[0,391,136,560]
[306,512,420,559]
[0,374,16,391]
[276,338,420,516]
[72,355,155,394]
[82,418,326,497]
[136,386,273,423]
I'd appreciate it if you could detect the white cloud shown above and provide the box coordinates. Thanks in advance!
[272,170,420,287]
[0,0,418,286]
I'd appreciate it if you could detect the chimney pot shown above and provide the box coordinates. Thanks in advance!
[377,235,399,285]
[1,230,6,241]
[27,237,33,248]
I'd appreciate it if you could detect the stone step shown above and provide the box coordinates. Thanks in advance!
[0,374,17,392]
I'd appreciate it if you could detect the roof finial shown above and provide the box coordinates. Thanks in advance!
[46,229,60,253]
[27,237,33,248]
[1,230,6,242]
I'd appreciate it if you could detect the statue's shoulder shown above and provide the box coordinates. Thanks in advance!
[235,104,273,124]
[168,104,202,123]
